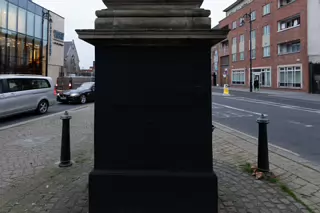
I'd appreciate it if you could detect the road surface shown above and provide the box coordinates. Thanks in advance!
[212,88,320,165]
[0,103,89,128]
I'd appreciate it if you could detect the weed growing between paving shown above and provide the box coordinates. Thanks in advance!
[240,162,314,213]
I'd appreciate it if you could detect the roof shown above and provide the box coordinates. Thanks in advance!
[212,24,220,29]
[223,0,244,12]
[0,74,51,79]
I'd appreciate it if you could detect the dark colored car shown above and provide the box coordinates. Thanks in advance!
[57,82,95,104]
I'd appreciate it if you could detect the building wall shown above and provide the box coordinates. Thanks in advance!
[47,11,64,84]
[307,0,320,63]
[217,0,309,92]
[64,40,80,76]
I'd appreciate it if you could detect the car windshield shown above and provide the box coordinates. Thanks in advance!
[79,82,94,89]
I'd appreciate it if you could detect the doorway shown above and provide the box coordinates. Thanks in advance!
[310,63,320,94]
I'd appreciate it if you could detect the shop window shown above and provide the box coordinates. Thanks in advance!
[34,15,42,38]
[8,3,17,31]
[27,11,34,36]
[26,36,33,67]
[34,38,41,74]
[17,34,26,67]
[27,1,35,13]
[18,8,26,34]
[0,30,5,70]
[278,66,302,88]
[278,15,300,31]
[0,0,7,28]
[7,31,17,70]
[232,70,245,85]
[278,40,300,55]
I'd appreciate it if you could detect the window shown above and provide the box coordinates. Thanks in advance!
[232,21,237,29]
[18,8,26,34]
[0,0,7,28]
[34,15,42,38]
[232,37,237,44]
[8,3,17,31]
[240,34,244,42]
[251,30,256,39]
[7,79,23,92]
[17,34,27,67]
[263,4,271,15]
[251,49,256,59]
[239,18,244,26]
[279,0,296,8]
[278,40,300,55]
[250,11,256,21]
[7,31,17,69]
[260,68,272,87]
[278,16,300,31]
[263,25,270,35]
[240,52,245,60]
[263,46,270,57]
[232,70,245,85]
[232,53,237,62]
[278,65,302,88]
[27,11,34,36]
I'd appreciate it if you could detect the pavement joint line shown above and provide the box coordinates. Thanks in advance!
[0,104,93,132]
[213,121,320,174]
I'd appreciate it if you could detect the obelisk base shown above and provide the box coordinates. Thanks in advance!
[89,170,218,213]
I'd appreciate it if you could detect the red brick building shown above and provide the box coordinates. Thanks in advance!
[213,0,320,93]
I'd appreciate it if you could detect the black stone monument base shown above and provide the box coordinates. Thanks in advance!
[89,169,218,213]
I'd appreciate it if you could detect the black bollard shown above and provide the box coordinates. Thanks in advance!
[59,111,72,167]
[257,114,270,172]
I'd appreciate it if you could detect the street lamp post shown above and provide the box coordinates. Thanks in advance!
[242,9,253,92]
[42,11,52,77]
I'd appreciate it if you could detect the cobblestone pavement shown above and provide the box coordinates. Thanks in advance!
[213,122,320,212]
[0,104,316,212]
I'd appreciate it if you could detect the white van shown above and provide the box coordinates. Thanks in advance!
[0,75,56,118]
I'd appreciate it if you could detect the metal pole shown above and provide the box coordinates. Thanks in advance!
[257,114,269,172]
[249,9,253,92]
[59,111,72,167]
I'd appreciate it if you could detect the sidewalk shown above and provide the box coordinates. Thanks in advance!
[213,86,320,102]
[0,104,318,212]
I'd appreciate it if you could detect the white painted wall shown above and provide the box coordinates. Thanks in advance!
[307,0,320,63]
[47,11,64,84]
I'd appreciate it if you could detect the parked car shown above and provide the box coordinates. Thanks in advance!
[56,82,95,104]
[0,75,56,119]
[55,76,95,94]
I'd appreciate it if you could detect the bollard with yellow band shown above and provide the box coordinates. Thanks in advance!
[223,84,230,96]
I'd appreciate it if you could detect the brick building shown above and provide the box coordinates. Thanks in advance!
[213,0,320,93]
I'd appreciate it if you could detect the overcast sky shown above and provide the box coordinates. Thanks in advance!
[33,0,233,68]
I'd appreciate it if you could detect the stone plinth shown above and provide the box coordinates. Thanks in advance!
[76,1,227,212]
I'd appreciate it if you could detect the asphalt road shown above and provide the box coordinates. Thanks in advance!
[0,103,87,128]
[212,88,320,165]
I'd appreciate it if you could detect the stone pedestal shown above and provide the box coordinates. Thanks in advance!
[76,1,227,212]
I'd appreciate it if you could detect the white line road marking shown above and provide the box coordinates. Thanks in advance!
[225,97,320,114]
[288,120,314,128]
[212,102,262,116]
[214,122,300,157]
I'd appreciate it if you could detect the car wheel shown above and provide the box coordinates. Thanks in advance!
[36,100,49,114]
[80,95,87,104]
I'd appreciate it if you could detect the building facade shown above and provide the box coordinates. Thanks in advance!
[214,0,320,93]
[63,40,80,77]
[0,0,64,85]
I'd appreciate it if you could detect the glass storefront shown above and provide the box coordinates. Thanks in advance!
[0,0,48,75]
